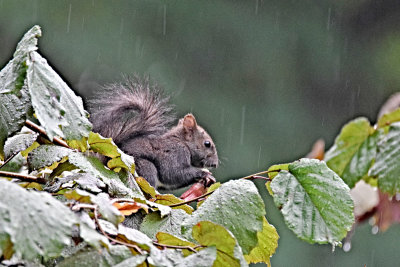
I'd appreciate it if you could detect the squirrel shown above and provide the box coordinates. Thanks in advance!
[88,76,218,190]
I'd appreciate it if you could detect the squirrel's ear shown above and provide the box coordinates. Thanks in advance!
[182,114,197,131]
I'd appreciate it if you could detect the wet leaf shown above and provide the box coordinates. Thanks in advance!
[136,176,157,198]
[377,107,400,128]
[0,26,39,159]
[27,144,71,171]
[182,179,265,255]
[176,246,217,267]
[67,152,142,198]
[141,209,190,239]
[369,122,400,195]
[156,232,197,256]
[325,117,375,188]
[56,245,133,267]
[0,179,78,261]
[270,158,354,246]
[4,132,38,159]
[26,51,91,141]
[244,217,279,266]
[192,221,241,267]
[155,194,194,214]
[88,132,135,173]
[113,201,149,216]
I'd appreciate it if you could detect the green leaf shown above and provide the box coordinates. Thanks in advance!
[57,245,135,267]
[244,217,279,266]
[27,144,71,171]
[0,179,78,261]
[182,179,265,255]
[116,225,162,257]
[155,194,194,214]
[93,193,124,226]
[4,132,38,159]
[113,255,147,267]
[267,163,289,179]
[136,176,157,198]
[64,189,123,226]
[145,201,172,218]
[26,51,91,141]
[0,89,31,160]
[325,117,374,178]
[192,221,240,267]
[340,130,380,188]
[270,158,354,246]
[197,182,221,208]
[176,246,217,267]
[0,26,40,159]
[141,209,190,239]
[88,132,135,174]
[369,122,400,195]
[156,232,197,257]
[88,132,120,158]
[79,222,110,250]
[266,163,289,196]
[377,107,400,128]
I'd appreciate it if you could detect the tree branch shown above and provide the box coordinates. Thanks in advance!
[0,153,18,169]
[168,190,215,207]
[0,170,46,184]
[152,241,204,253]
[240,169,281,180]
[25,120,70,148]
[93,206,144,254]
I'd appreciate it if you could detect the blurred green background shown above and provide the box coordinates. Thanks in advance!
[1,0,400,266]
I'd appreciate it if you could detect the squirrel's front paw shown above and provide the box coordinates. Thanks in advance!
[201,171,216,187]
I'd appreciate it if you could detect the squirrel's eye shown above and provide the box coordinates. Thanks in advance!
[204,141,211,148]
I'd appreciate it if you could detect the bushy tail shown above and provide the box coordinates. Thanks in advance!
[88,76,175,145]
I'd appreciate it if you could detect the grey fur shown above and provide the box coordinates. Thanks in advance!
[88,76,218,190]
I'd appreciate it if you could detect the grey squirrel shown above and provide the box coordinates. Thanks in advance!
[89,76,218,190]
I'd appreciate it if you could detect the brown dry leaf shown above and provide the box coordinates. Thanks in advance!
[112,201,149,216]
[373,191,400,232]
[180,182,207,202]
[305,139,325,160]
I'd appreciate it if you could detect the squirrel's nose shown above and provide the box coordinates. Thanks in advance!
[210,163,217,168]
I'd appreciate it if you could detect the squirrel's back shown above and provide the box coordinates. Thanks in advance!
[89,76,175,145]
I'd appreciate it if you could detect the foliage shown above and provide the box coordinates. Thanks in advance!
[0,25,398,266]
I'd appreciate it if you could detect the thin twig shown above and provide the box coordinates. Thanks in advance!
[93,206,144,254]
[242,175,272,182]
[111,198,138,204]
[168,190,215,207]
[240,169,281,180]
[170,169,280,207]
[152,241,204,253]
[0,170,46,184]
[25,120,70,148]
[0,153,18,169]
[71,203,96,211]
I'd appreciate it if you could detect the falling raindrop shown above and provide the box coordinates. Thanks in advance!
[81,16,85,30]
[220,107,225,126]
[67,3,72,33]
[343,241,351,252]
[326,7,331,31]
[257,145,262,168]
[163,4,167,36]
[255,0,259,15]
[275,10,280,31]
[119,18,124,35]
[240,105,246,145]
[371,225,379,235]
